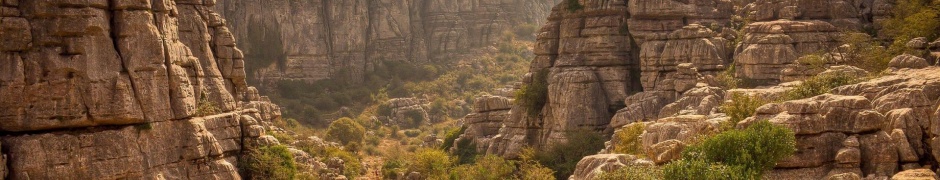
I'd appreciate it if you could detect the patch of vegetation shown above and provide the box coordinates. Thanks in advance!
[783,72,859,101]
[241,145,297,180]
[403,129,421,138]
[408,148,455,179]
[612,123,646,157]
[566,0,584,12]
[403,110,426,128]
[194,92,221,117]
[269,132,295,144]
[838,33,893,72]
[715,65,742,89]
[325,117,366,146]
[518,148,556,180]
[453,137,479,164]
[135,122,153,131]
[440,126,467,150]
[299,145,363,179]
[664,121,796,179]
[516,69,550,118]
[535,129,606,179]
[451,155,517,179]
[720,93,768,127]
[597,165,663,180]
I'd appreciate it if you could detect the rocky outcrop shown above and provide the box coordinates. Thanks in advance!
[0,0,285,179]
[383,98,430,127]
[641,115,726,164]
[213,0,560,84]
[741,0,877,30]
[569,154,653,180]
[640,24,731,93]
[734,20,841,84]
[458,95,512,152]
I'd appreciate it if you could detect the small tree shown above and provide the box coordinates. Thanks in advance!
[242,145,297,180]
[326,117,366,146]
[612,123,646,156]
[671,120,797,179]
[516,70,550,117]
[535,129,605,179]
[721,93,768,126]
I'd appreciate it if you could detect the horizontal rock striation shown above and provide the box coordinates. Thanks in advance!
[213,0,560,84]
[0,0,285,179]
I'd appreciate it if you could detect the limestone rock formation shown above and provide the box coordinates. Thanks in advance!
[640,25,731,93]
[383,98,431,127]
[569,154,653,180]
[458,95,512,152]
[0,0,286,179]
[734,20,841,84]
[213,0,560,84]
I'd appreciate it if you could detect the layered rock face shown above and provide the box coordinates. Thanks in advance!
[734,20,841,83]
[0,0,283,179]
[213,0,560,84]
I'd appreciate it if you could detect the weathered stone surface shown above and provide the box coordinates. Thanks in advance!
[1,111,268,179]
[658,86,725,118]
[889,54,930,70]
[214,0,559,84]
[734,20,841,83]
[458,95,512,152]
[891,169,939,180]
[569,154,653,180]
[384,98,430,127]
[609,91,674,129]
[741,0,877,30]
[642,115,724,164]
[639,24,730,92]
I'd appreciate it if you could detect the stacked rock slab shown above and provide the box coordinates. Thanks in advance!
[734,20,841,84]
[213,0,560,84]
[744,67,940,179]
[742,0,875,30]
[0,0,282,179]
[457,95,512,152]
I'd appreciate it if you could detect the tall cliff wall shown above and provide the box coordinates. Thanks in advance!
[0,0,281,179]
[212,0,560,84]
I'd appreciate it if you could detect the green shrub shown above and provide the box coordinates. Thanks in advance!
[516,70,550,117]
[408,148,455,179]
[440,126,466,150]
[135,122,153,131]
[404,110,426,128]
[453,137,479,164]
[720,93,768,126]
[270,132,295,144]
[195,92,221,117]
[326,117,366,145]
[518,148,556,180]
[597,165,663,180]
[662,158,751,180]
[566,0,584,12]
[676,121,796,178]
[839,33,892,72]
[242,145,297,180]
[612,123,646,156]
[783,73,858,101]
[403,129,422,138]
[382,158,406,179]
[535,129,606,179]
[715,65,742,89]
[451,155,516,180]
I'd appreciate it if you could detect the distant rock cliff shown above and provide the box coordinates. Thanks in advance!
[0,0,282,179]
[213,0,559,84]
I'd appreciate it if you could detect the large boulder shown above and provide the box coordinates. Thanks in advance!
[570,154,653,180]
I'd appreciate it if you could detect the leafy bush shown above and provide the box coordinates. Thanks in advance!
[195,92,221,117]
[382,158,406,179]
[518,148,556,180]
[270,132,295,144]
[440,126,467,150]
[566,0,584,12]
[668,121,796,179]
[408,148,455,179]
[453,137,479,164]
[242,145,297,180]
[451,155,516,180]
[516,70,550,117]
[403,129,422,138]
[662,158,751,180]
[720,93,768,126]
[612,123,646,156]
[597,165,663,180]
[783,73,858,101]
[838,33,892,72]
[299,145,363,179]
[535,129,606,179]
[326,117,366,145]
[403,110,426,128]
[715,65,742,89]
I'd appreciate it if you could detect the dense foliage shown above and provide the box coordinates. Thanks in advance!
[612,123,646,156]
[665,121,796,179]
[783,72,859,101]
[535,129,606,179]
[597,165,663,180]
[721,93,768,126]
[326,117,366,146]
[242,145,297,180]
[516,69,550,117]
[452,155,517,180]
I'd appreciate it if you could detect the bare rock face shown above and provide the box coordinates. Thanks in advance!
[641,115,725,164]
[214,0,560,84]
[891,169,939,180]
[0,0,285,179]
[734,20,841,84]
[640,24,731,93]
[569,154,653,180]
[384,98,431,127]
[741,0,875,30]
[458,95,512,152]
[889,54,930,70]
[627,0,733,44]
[748,67,940,179]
